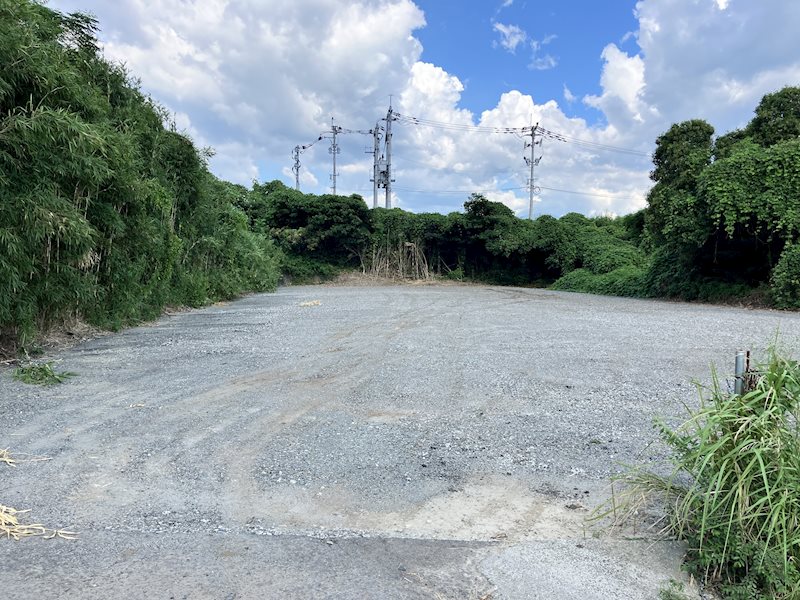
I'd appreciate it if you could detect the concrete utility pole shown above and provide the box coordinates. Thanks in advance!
[292,145,301,190]
[328,117,342,195]
[368,122,382,209]
[525,123,543,220]
[384,101,396,209]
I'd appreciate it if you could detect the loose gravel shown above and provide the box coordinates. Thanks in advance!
[1,284,799,599]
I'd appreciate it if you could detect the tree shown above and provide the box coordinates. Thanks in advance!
[748,86,800,148]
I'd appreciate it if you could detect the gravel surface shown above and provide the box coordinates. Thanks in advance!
[2,284,799,599]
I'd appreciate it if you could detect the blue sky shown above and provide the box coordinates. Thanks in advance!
[49,0,800,217]
[414,0,639,125]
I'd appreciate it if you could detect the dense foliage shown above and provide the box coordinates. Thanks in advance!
[0,1,279,350]
[645,88,800,306]
[248,88,799,308]
[1,2,797,352]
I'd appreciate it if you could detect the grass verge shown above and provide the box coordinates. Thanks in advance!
[598,349,800,599]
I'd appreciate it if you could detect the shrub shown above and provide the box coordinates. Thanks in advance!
[552,265,648,297]
[279,253,340,285]
[771,244,800,309]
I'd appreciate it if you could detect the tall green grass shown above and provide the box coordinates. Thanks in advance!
[604,350,800,599]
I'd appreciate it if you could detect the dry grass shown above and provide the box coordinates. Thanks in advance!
[1,449,73,541]
[0,504,77,540]
[0,449,16,467]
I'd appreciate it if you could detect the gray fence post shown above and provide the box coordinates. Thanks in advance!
[734,350,747,395]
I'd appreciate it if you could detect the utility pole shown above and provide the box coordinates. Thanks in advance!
[524,123,543,220]
[384,100,396,209]
[292,145,301,190]
[328,117,342,195]
[367,122,382,209]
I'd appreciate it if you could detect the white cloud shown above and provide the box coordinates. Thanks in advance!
[529,34,558,71]
[633,0,800,133]
[48,0,800,218]
[530,54,558,71]
[493,22,527,53]
[583,44,651,125]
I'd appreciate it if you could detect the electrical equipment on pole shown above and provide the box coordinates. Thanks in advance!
[383,101,396,209]
[367,122,383,209]
[524,123,543,220]
[292,145,301,190]
[290,135,324,192]
[328,117,342,195]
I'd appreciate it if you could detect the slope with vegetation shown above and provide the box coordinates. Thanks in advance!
[0,1,279,353]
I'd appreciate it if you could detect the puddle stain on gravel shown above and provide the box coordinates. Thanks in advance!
[236,477,589,544]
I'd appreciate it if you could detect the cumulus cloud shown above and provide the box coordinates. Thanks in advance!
[48,0,800,218]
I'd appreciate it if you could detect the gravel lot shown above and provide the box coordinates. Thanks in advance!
[2,284,799,599]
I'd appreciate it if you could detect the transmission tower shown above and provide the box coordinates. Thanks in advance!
[328,117,342,195]
[524,123,543,219]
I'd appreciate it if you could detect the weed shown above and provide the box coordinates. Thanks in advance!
[658,580,693,600]
[599,349,800,599]
[13,362,76,386]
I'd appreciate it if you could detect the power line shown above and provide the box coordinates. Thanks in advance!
[537,185,642,201]
[395,113,529,134]
[537,127,651,157]
[390,184,640,202]
[394,112,651,157]
[392,185,527,195]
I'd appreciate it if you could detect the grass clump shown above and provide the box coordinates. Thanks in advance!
[658,580,694,600]
[605,349,800,599]
[13,362,76,386]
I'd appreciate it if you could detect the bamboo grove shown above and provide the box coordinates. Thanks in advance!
[0,1,280,350]
[1,1,798,351]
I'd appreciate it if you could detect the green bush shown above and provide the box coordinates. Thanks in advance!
[606,351,800,599]
[771,244,800,309]
[0,2,281,348]
[278,253,340,285]
[643,247,753,302]
[552,265,647,297]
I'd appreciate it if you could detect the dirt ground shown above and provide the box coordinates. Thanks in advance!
[2,284,798,599]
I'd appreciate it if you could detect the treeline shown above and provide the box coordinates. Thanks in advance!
[250,86,800,310]
[2,3,798,352]
[0,2,280,350]
[244,182,649,293]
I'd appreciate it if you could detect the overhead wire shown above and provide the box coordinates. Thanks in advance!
[394,112,651,157]
[291,112,650,204]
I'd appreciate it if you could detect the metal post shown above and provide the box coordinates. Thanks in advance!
[372,123,381,208]
[734,350,746,395]
[329,117,341,195]
[385,105,393,209]
[528,124,536,219]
